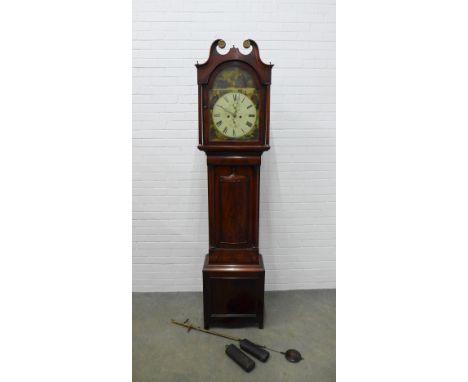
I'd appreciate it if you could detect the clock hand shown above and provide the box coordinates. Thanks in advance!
[231,98,239,118]
[217,105,235,116]
[233,96,239,113]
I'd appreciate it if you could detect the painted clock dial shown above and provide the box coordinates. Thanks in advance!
[208,65,260,141]
[212,92,257,138]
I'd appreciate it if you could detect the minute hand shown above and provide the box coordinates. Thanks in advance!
[216,105,235,115]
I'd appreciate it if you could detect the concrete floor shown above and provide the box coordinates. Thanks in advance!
[133,290,335,382]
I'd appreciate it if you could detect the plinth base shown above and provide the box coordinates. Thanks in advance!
[202,255,265,329]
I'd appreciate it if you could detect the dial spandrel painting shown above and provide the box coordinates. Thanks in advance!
[209,65,260,141]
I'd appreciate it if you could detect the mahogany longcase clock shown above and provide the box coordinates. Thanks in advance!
[196,39,273,329]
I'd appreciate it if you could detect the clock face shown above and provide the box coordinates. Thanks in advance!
[208,65,260,141]
[212,92,257,138]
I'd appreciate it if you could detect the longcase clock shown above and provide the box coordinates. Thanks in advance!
[196,39,273,329]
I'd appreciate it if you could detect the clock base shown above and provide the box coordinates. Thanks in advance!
[202,254,265,329]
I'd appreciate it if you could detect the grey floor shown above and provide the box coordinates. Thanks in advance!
[133,290,335,382]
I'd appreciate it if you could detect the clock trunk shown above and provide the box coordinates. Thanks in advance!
[207,155,260,264]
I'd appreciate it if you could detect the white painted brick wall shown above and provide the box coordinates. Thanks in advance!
[133,0,335,291]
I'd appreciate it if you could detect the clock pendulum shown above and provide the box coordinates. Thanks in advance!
[196,39,273,329]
